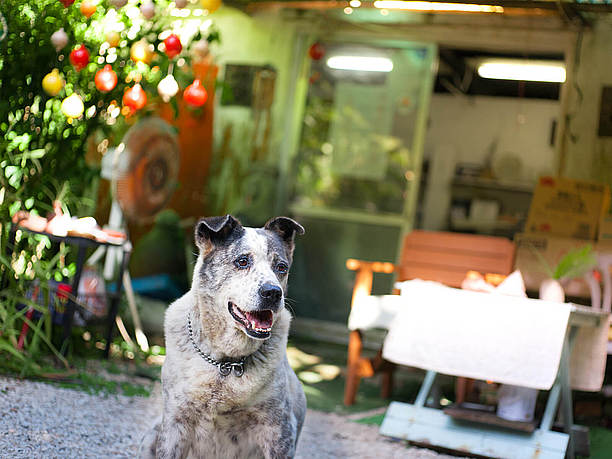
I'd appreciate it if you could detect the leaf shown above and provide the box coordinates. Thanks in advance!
[22,315,69,369]
[553,245,598,280]
[0,340,26,361]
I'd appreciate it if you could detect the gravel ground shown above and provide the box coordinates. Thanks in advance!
[0,376,453,458]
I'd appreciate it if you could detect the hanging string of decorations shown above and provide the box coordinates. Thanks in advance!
[41,0,222,123]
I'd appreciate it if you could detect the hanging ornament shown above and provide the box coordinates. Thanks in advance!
[200,0,222,14]
[175,0,188,7]
[157,74,179,102]
[163,34,182,59]
[80,0,97,18]
[140,1,156,19]
[42,69,64,96]
[308,42,325,61]
[109,0,128,7]
[69,45,90,71]
[192,40,209,59]
[309,70,321,85]
[61,93,84,119]
[130,40,154,64]
[59,0,75,7]
[50,28,69,52]
[105,31,120,48]
[183,79,208,108]
[95,65,118,92]
[123,83,147,111]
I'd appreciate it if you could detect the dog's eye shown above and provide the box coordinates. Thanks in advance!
[234,255,251,269]
[275,262,289,275]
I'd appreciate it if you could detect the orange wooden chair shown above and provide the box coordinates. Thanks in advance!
[344,230,516,406]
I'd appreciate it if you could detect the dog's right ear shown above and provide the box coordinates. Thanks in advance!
[195,215,243,252]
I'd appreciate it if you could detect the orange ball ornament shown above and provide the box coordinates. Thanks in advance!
[130,40,154,65]
[106,31,120,48]
[183,79,208,108]
[80,0,97,18]
[200,0,222,14]
[123,83,147,111]
[95,65,118,92]
[42,69,65,96]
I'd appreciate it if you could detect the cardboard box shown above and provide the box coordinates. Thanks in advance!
[598,215,612,241]
[525,176,610,240]
[514,232,592,297]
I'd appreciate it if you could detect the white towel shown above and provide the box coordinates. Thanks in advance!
[382,280,571,390]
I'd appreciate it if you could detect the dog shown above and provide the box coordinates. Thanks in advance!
[139,215,307,459]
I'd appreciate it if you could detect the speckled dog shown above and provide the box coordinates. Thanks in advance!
[139,215,306,459]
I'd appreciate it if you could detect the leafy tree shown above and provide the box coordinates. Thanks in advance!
[0,0,218,370]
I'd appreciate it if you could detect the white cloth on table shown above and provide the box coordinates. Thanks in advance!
[347,295,403,331]
[347,277,609,391]
[570,313,610,391]
[382,280,570,390]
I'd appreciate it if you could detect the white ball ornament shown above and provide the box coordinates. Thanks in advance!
[110,0,128,8]
[157,74,179,102]
[51,28,69,52]
[140,1,156,19]
[193,40,209,59]
[61,93,84,119]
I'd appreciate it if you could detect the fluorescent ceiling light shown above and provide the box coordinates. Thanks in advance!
[373,1,504,13]
[326,56,394,72]
[477,59,566,83]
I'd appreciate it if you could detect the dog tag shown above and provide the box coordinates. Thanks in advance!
[232,362,244,377]
[219,363,232,377]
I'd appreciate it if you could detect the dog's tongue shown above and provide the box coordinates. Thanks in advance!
[245,310,273,329]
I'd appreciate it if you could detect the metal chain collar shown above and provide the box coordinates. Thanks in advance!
[187,316,246,377]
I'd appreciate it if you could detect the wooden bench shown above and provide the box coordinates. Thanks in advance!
[344,230,516,406]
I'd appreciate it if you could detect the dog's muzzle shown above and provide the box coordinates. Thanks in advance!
[228,302,275,339]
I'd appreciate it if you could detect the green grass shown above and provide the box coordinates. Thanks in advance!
[288,336,422,414]
[52,371,152,396]
[587,426,612,459]
[353,413,386,425]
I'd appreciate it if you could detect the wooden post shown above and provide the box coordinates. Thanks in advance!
[344,264,374,406]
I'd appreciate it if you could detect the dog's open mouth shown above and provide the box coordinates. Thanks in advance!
[228,302,273,339]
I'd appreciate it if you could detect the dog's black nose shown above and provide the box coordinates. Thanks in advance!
[259,283,282,303]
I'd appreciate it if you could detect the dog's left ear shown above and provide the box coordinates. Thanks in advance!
[264,217,305,257]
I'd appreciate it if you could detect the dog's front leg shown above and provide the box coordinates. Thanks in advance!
[155,416,194,459]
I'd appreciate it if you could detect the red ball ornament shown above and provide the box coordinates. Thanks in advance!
[95,65,118,92]
[123,83,147,111]
[308,42,325,61]
[183,79,208,108]
[163,34,182,59]
[59,0,75,7]
[69,45,90,71]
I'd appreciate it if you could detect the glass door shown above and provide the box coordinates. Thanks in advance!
[289,41,436,323]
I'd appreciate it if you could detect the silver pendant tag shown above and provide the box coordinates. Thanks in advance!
[218,362,244,377]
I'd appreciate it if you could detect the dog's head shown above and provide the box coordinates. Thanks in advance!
[193,215,304,341]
